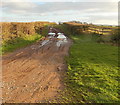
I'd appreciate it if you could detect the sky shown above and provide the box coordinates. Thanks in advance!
[1,0,119,25]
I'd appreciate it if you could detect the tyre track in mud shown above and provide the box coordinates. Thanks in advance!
[2,33,72,103]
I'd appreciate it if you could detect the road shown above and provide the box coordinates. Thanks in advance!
[2,29,72,103]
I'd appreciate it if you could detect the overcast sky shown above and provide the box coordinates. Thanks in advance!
[1,0,119,25]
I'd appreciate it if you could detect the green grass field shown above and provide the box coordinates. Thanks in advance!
[59,34,119,103]
[1,34,43,54]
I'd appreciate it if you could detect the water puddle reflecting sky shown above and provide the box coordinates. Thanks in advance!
[56,39,68,47]
[41,40,49,46]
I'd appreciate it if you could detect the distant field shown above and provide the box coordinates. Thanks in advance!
[59,34,119,103]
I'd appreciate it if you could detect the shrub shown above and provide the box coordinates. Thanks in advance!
[111,28,120,44]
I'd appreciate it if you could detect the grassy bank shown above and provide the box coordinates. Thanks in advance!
[1,34,43,54]
[59,34,119,103]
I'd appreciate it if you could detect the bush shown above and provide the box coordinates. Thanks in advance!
[111,28,120,44]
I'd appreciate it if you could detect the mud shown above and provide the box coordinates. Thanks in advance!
[2,34,71,103]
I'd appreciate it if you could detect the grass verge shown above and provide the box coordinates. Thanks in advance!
[59,34,119,103]
[1,34,43,54]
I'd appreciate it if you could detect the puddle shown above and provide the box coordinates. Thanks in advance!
[56,39,68,47]
[41,40,49,47]
[39,36,68,48]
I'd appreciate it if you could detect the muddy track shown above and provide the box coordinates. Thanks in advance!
[2,35,72,103]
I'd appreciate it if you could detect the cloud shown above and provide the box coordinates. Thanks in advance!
[1,1,118,25]
[29,0,119,3]
[2,2,117,14]
[2,0,37,15]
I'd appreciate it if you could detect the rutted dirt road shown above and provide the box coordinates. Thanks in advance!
[2,29,71,103]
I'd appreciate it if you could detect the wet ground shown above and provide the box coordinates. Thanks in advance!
[2,30,72,103]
